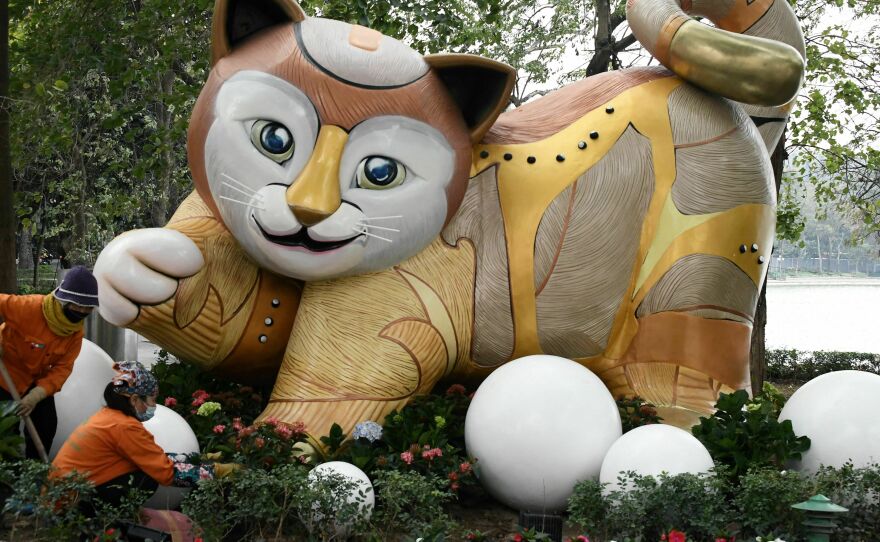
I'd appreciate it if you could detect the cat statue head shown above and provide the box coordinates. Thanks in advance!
[188,0,515,281]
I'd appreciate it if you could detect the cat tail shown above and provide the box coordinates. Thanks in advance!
[626,0,806,151]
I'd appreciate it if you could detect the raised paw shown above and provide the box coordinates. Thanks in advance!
[94,228,204,326]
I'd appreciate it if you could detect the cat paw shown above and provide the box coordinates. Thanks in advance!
[94,228,204,326]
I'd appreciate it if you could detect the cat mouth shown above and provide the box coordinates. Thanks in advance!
[254,218,362,252]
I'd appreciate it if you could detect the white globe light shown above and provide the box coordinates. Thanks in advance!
[599,424,714,494]
[779,370,880,473]
[464,355,622,512]
[142,405,200,509]
[307,461,375,536]
[50,339,116,458]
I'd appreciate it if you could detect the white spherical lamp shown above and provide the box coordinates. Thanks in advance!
[307,461,375,536]
[464,355,622,512]
[142,405,200,509]
[50,339,116,458]
[779,370,880,473]
[599,424,714,493]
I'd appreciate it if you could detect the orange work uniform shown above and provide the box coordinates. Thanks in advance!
[52,407,174,487]
[0,294,83,396]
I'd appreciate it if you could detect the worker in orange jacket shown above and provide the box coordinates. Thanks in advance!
[0,266,98,459]
[52,361,224,514]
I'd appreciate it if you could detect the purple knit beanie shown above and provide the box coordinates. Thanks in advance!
[54,266,99,307]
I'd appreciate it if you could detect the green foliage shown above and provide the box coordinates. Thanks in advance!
[0,403,24,460]
[766,348,880,382]
[813,462,880,542]
[181,463,370,541]
[734,467,812,540]
[0,460,148,541]
[328,384,479,495]
[568,470,733,541]
[692,390,811,481]
[616,396,662,433]
[370,470,457,540]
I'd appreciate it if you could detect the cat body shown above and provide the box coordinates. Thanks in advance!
[95,0,806,439]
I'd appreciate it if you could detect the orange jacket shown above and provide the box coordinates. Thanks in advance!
[0,294,83,396]
[51,407,175,487]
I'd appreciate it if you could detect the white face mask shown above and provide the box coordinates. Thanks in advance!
[136,404,156,422]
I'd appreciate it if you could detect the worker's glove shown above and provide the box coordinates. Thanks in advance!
[17,386,47,417]
[213,463,243,479]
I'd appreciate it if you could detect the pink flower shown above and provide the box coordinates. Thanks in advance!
[448,471,459,481]
[422,447,443,459]
[212,424,226,434]
[191,389,210,407]
[264,416,280,426]
[669,531,686,542]
[446,384,466,396]
[460,461,472,473]
[577,536,590,542]
[450,481,460,491]
[164,397,177,407]
[254,437,265,448]
[275,424,293,440]
[400,451,414,465]
[232,417,243,431]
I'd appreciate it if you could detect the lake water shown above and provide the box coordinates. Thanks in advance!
[766,278,880,353]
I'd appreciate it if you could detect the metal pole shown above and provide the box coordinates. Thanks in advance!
[0,352,49,462]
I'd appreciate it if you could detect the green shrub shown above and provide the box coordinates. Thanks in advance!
[182,463,370,541]
[329,385,480,496]
[0,460,147,541]
[813,463,880,542]
[615,396,662,433]
[371,470,456,540]
[692,389,810,481]
[568,471,732,541]
[0,404,24,461]
[766,349,880,382]
[734,467,812,540]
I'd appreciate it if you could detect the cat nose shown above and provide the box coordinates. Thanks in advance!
[286,125,347,227]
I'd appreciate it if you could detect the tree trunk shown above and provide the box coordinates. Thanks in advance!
[0,0,16,294]
[18,223,32,269]
[150,69,176,227]
[750,129,787,395]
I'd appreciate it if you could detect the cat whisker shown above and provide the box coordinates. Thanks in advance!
[222,181,264,202]
[359,215,403,222]
[352,227,392,243]
[355,223,400,233]
[219,195,266,211]
[220,172,259,195]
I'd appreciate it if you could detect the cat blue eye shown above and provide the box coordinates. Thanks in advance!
[356,156,407,190]
[250,120,294,163]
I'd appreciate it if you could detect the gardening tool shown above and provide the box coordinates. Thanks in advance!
[0,347,50,462]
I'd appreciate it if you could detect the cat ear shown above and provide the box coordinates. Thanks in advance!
[212,0,306,65]
[425,54,516,144]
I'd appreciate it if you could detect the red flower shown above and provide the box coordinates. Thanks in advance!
[460,461,472,474]
[212,424,226,434]
[446,384,466,396]
[448,471,459,481]
[577,537,590,542]
[450,481,460,491]
[467,535,476,541]
[513,535,524,542]
[669,530,687,542]
[254,437,265,448]
[164,397,177,407]
[661,535,667,541]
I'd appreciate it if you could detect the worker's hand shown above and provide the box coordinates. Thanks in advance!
[213,462,243,479]
[17,386,47,417]
[93,228,204,326]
